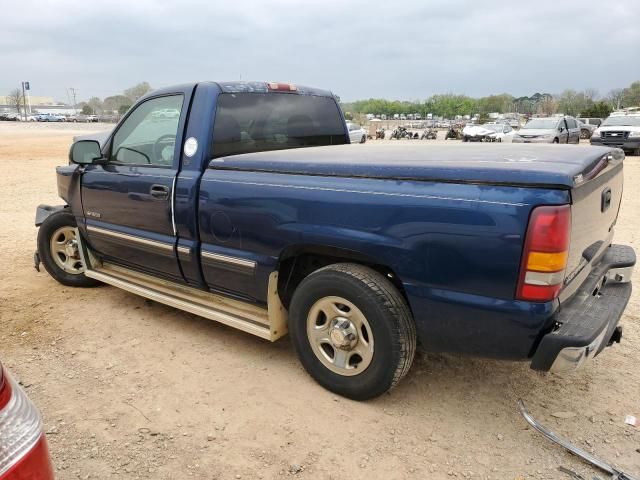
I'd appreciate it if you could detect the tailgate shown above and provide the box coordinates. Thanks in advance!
[560,152,625,302]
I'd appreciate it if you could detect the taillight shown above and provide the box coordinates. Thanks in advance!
[0,367,54,479]
[0,368,12,410]
[516,205,571,302]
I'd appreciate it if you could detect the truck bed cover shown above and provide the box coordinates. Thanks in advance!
[210,144,622,188]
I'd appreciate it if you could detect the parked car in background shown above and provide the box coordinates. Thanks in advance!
[513,116,580,144]
[0,361,55,479]
[462,123,514,142]
[36,113,66,122]
[0,112,21,121]
[578,120,597,139]
[97,114,118,123]
[578,117,602,128]
[152,108,180,119]
[590,109,640,155]
[346,122,367,143]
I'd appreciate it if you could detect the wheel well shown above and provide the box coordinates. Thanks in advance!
[276,247,409,309]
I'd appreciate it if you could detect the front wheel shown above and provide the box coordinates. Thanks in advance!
[37,210,101,287]
[289,263,416,400]
[360,135,366,144]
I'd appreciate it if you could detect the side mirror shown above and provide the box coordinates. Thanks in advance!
[70,140,102,164]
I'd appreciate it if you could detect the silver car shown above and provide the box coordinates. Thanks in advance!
[346,122,367,143]
[513,116,581,144]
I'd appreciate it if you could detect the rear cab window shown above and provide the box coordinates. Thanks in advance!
[211,93,346,158]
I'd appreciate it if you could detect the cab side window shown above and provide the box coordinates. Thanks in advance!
[110,95,184,167]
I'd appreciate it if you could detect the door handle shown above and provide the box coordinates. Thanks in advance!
[150,184,170,200]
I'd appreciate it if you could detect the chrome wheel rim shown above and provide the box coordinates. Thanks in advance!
[50,226,84,274]
[306,296,374,376]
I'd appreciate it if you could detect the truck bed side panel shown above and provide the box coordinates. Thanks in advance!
[199,169,570,357]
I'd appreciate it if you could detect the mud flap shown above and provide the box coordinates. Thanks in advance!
[518,400,638,480]
[33,251,41,272]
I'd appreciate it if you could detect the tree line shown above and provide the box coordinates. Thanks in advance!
[342,80,640,119]
[78,82,153,115]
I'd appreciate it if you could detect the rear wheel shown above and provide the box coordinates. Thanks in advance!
[580,129,590,139]
[37,210,101,287]
[360,135,366,144]
[553,138,559,144]
[289,263,416,400]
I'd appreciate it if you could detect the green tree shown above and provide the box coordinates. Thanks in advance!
[124,82,152,102]
[580,101,612,118]
[81,105,93,115]
[557,90,593,116]
[87,97,103,114]
[118,104,132,115]
[622,81,640,107]
[103,95,131,113]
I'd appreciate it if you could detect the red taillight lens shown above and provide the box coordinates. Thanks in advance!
[2,436,54,480]
[526,205,571,252]
[516,205,571,302]
[0,367,12,410]
[0,368,53,479]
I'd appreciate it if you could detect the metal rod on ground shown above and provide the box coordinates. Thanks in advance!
[518,400,638,480]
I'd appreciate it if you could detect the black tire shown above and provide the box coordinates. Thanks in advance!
[37,210,101,288]
[360,135,366,144]
[553,138,559,144]
[289,263,416,400]
[580,129,590,139]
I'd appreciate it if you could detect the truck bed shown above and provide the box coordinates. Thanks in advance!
[209,144,622,189]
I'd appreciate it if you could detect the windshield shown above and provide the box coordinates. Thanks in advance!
[212,93,346,158]
[523,118,559,129]
[481,124,502,132]
[601,116,640,127]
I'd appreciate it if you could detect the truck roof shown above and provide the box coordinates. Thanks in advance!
[210,144,622,189]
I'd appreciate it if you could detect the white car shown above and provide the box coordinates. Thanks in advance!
[462,123,514,142]
[346,122,367,143]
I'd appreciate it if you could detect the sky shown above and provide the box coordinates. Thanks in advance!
[2,0,640,103]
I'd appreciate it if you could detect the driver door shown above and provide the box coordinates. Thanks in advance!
[81,93,187,281]
[559,119,570,143]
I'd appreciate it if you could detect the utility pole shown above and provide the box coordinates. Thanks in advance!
[21,81,29,121]
[69,87,78,113]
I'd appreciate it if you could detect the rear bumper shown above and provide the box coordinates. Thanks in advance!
[530,244,635,372]
[590,137,640,151]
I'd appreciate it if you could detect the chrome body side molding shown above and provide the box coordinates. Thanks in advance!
[87,225,174,252]
[201,250,257,275]
[76,229,287,341]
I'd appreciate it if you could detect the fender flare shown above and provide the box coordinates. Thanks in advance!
[35,204,69,227]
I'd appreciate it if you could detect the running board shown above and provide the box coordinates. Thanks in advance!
[75,229,288,341]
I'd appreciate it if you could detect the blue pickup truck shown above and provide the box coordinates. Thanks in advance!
[34,81,635,400]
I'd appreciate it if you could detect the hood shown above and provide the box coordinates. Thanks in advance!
[209,143,623,189]
[463,125,496,136]
[516,128,555,136]
[597,125,640,132]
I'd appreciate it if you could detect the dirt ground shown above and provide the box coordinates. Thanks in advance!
[0,122,638,480]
